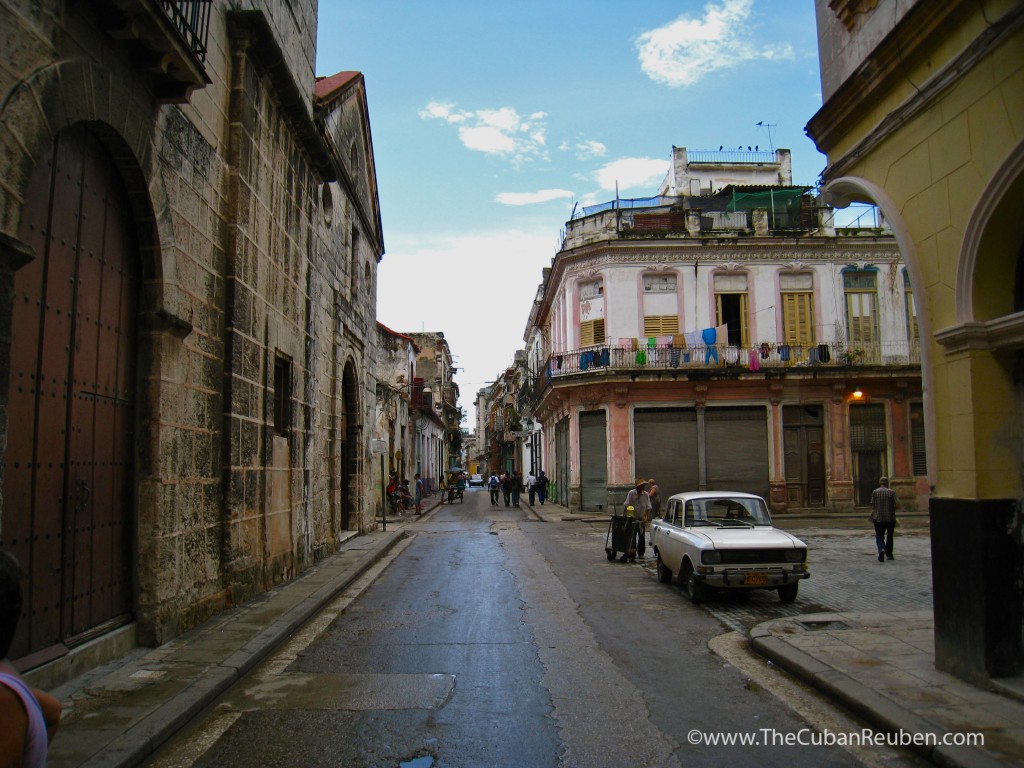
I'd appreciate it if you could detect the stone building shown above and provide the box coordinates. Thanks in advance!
[0,1,382,678]
[521,147,925,515]
[808,0,1024,682]
[407,332,462,475]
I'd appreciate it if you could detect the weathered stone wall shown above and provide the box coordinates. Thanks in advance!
[0,0,382,653]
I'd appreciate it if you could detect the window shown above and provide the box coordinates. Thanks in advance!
[580,318,605,347]
[904,270,919,348]
[910,402,927,476]
[714,273,749,347]
[643,315,680,336]
[780,273,815,347]
[351,226,361,296]
[643,274,676,292]
[580,281,603,300]
[274,355,292,436]
[843,270,878,345]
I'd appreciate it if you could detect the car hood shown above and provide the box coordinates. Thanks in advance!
[691,527,806,549]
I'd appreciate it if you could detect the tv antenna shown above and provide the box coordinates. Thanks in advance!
[756,121,777,152]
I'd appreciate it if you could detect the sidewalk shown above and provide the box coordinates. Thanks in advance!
[42,523,418,768]
[750,611,1024,767]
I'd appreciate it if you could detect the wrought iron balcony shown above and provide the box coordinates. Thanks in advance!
[536,339,921,389]
[100,0,212,102]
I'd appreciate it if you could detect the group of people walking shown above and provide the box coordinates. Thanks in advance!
[486,469,549,507]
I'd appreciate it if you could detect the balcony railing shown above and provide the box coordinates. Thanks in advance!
[539,340,921,383]
[161,0,212,63]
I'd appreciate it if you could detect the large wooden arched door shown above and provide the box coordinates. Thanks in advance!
[4,125,137,664]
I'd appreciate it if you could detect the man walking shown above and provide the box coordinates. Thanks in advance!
[870,476,898,562]
[488,471,500,506]
[525,469,537,506]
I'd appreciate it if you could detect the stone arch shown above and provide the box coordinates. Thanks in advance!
[956,140,1024,325]
[821,176,936,487]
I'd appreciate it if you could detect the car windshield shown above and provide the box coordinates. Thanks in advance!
[686,497,771,527]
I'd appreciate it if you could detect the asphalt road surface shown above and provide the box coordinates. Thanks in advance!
[147,488,929,768]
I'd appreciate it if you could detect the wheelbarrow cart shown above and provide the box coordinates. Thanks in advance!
[605,513,639,562]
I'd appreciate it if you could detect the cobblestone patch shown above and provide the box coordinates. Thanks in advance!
[569,523,933,634]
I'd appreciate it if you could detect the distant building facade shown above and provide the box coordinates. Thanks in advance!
[522,148,925,515]
[0,1,382,677]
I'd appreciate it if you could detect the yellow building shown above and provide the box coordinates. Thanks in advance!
[808,0,1024,682]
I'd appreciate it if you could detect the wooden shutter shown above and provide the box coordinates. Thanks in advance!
[580,318,605,347]
[782,292,814,346]
[643,315,680,336]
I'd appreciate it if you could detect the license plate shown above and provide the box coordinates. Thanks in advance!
[742,573,768,586]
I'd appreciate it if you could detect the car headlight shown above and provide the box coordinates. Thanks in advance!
[702,551,722,565]
[785,548,807,563]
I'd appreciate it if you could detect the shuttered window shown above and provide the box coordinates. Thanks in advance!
[781,292,815,347]
[643,315,680,336]
[580,318,605,347]
[633,408,699,501]
[844,270,878,345]
[849,404,886,450]
[904,270,919,347]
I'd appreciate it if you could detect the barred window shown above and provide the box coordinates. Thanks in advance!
[910,402,927,476]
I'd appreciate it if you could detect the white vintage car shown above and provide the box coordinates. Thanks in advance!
[649,491,809,603]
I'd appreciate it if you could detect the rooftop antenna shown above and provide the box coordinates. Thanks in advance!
[756,121,777,152]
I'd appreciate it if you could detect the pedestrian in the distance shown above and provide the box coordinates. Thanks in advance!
[500,472,512,507]
[535,470,548,505]
[525,469,537,506]
[1,551,63,767]
[870,476,898,562]
[488,471,500,506]
[511,470,523,507]
[414,473,423,515]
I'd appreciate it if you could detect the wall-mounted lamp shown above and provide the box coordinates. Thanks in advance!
[851,385,864,400]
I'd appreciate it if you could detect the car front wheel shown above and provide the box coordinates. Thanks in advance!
[777,582,799,603]
[682,561,708,603]
[656,554,672,584]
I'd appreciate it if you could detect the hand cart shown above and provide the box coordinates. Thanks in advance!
[605,513,639,562]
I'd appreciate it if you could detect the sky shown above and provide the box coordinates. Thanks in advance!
[315,0,829,427]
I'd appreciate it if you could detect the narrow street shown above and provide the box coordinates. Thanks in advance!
[146,488,931,768]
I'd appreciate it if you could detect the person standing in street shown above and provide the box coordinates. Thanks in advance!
[525,469,537,506]
[870,476,899,562]
[648,477,661,518]
[511,470,523,507]
[535,470,548,505]
[414,473,423,515]
[623,478,652,559]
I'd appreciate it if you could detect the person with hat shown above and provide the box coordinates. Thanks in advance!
[647,477,661,518]
[869,476,899,561]
[623,478,652,558]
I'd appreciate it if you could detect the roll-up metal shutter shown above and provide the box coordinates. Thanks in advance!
[704,406,769,498]
[633,408,699,500]
[579,411,607,511]
[555,417,570,507]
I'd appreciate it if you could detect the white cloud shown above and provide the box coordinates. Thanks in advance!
[636,0,794,88]
[420,100,549,165]
[495,189,575,206]
[594,157,669,192]
[561,139,607,160]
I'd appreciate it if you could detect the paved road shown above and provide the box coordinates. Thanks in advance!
[146,490,927,768]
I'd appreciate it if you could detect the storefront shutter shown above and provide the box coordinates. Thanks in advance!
[633,408,698,501]
[704,406,770,498]
[579,411,607,511]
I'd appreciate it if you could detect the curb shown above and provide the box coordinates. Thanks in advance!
[749,629,1005,768]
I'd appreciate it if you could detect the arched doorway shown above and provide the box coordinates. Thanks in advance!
[3,125,138,664]
[341,361,360,530]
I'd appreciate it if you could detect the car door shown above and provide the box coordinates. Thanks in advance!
[655,499,685,572]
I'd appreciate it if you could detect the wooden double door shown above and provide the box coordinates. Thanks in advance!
[4,126,138,665]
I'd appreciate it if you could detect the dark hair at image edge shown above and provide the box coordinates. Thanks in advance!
[0,551,24,659]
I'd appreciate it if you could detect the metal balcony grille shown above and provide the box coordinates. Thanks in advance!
[161,0,211,62]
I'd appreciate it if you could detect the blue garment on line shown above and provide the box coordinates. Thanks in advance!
[702,327,718,364]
